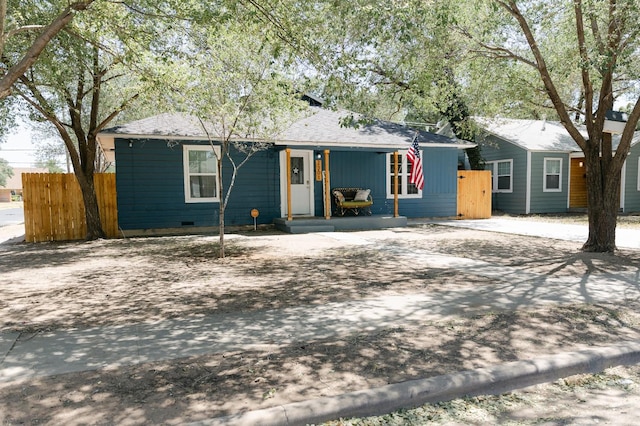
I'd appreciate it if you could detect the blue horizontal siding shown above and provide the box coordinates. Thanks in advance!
[320,151,387,215]
[319,147,458,218]
[529,153,569,213]
[115,139,280,229]
[624,144,640,213]
[417,148,458,217]
[481,136,528,214]
[115,139,462,230]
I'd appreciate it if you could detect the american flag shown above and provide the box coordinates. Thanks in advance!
[407,133,424,190]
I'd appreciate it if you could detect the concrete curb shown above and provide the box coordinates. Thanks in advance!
[190,341,640,426]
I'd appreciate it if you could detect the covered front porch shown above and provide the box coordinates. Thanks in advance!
[276,147,410,234]
[273,215,408,234]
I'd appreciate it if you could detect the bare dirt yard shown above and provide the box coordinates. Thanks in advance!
[2,221,640,425]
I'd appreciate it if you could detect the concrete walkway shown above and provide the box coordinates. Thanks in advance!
[3,218,640,424]
[426,217,640,249]
[3,270,639,385]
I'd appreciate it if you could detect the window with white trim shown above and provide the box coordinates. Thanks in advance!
[543,158,562,192]
[486,159,513,192]
[637,157,640,191]
[183,145,221,203]
[386,151,422,198]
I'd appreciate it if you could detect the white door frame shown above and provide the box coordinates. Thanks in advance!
[279,149,315,217]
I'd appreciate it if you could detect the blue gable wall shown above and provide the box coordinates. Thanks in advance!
[115,139,280,230]
[481,136,573,214]
[115,139,461,231]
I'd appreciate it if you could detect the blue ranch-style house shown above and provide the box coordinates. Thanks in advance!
[96,106,475,235]
[477,117,640,214]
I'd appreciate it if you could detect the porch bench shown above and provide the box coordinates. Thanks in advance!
[332,187,373,216]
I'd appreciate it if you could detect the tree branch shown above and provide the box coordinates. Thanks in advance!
[5,25,46,39]
[594,0,623,136]
[574,0,595,128]
[14,77,82,172]
[588,8,605,54]
[0,1,95,99]
[456,24,538,68]
[498,0,586,149]
[93,93,139,134]
[0,0,6,58]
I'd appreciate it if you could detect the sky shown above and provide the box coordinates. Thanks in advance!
[0,125,38,168]
[1,120,68,170]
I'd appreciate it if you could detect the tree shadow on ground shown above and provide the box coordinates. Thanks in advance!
[2,301,640,425]
[4,226,640,423]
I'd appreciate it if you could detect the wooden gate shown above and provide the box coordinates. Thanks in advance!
[457,170,492,219]
[569,158,588,209]
[22,173,118,242]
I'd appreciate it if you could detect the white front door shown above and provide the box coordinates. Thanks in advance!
[280,150,314,216]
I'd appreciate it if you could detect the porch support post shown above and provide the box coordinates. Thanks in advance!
[324,149,330,219]
[394,151,399,217]
[286,148,292,221]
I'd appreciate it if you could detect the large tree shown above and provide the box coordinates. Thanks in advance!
[6,2,171,239]
[459,0,640,252]
[239,1,487,164]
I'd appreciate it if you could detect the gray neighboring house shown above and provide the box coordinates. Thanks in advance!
[477,118,640,214]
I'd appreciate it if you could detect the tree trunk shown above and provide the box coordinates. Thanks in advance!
[581,145,619,252]
[218,157,225,258]
[465,146,484,170]
[76,172,105,240]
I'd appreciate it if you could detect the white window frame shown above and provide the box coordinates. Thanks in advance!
[386,151,423,199]
[486,159,513,193]
[543,157,562,192]
[183,145,221,203]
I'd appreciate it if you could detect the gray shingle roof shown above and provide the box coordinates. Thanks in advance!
[99,107,474,150]
[102,113,208,138]
[477,117,640,151]
[277,108,470,149]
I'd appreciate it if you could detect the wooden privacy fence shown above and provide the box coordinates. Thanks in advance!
[23,173,118,242]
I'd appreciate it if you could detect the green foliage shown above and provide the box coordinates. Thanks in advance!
[458,0,640,119]
[0,157,13,187]
[0,98,15,141]
[2,1,209,238]
[167,20,308,145]
[35,158,63,173]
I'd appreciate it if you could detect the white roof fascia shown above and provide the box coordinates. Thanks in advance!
[272,140,477,150]
[98,132,477,150]
[528,149,576,154]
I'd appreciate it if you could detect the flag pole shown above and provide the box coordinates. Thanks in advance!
[408,131,424,191]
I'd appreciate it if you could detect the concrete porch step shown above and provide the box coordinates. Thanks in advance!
[273,215,408,234]
[281,225,336,234]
